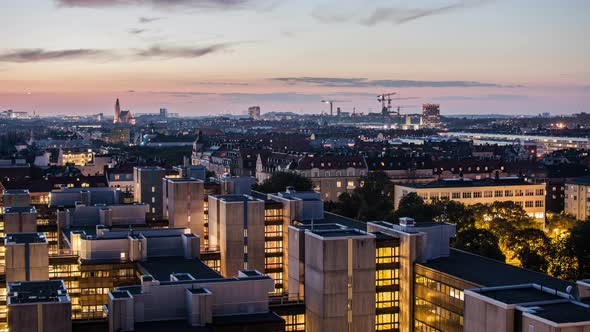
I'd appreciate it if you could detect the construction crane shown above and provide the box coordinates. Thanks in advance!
[377,93,397,115]
[321,100,346,116]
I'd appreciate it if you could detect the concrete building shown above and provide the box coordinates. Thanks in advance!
[49,187,123,208]
[208,194,265,277]
[7,280,71,332]
[464,282,590,332]
[394,176,547,224]
[57,203,149,228]
[2,206,37,234]
[133,166,166,220]
[163,178,205,238]
[2,189,31,208]
[108,269,282,332]
[564,176,590,220]
[4,233,49,282]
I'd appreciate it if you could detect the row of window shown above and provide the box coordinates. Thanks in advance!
[415,274,464,301]
[420,188,544,200]
[415,298,464,327]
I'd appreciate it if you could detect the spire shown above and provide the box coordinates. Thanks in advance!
[114,98,121,124]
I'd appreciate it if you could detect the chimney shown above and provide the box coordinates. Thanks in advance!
[399,217,415,227]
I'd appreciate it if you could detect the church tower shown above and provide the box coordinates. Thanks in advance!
[114,98,121,124]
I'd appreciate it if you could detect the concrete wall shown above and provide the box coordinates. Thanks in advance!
[464,291,514,332]
[5,242,49,282]
[164,179,205,238]
[4,211,37,233]
[8,302,71,332]
[304,232,376,332]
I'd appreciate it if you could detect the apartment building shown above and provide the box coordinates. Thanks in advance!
[394,177,547,223]
[564,176,590,220]
[162,178,205,237]
[133,166,166,220]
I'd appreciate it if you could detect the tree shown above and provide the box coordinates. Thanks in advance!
[433,200,475,232]
[568,221,590,279]
[547,233,580,280]
[254,172,313,194]
[454,228,505,262]
[505,228,552,273]
[326,171,395,221]
[546,213,578,235]
[393,193,441,222]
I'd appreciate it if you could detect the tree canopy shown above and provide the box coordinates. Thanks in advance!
[254,172,313,193]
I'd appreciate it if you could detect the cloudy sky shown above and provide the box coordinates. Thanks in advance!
[0,0,588,116]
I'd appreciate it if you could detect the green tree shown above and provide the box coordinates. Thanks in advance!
[454,228,505,262]
[433,200,475,232]
[393,193,441,222]
[547,234,580,280]
[568,221,590,279]
[327,171,394,221]
[254,172,313,194]
[546,213,578,235]
[505,228,552,273]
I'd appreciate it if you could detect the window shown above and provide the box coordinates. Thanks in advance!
[526,189,535,196]
[452,192,461,199]
[535,200,544,207]
[151,186,155,193]
[525,201,534,208]
[473,192,482,198]
[484,191,493,198]
[430,193,439,200]
[462,192,472,199]
[494,190,503,197]
[336,181,342,188]
[505,190,513,197]
[347,181,354,188]
[441,192,450,200]
[536,189,545,196]
[515,189,524,196]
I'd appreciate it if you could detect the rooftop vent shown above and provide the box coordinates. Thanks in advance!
[286,186,296,194]
[399,217,415,227]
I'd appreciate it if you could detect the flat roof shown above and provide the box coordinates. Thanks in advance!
[213,194,257,202]
[139,257,223,281]
[166,177,202,183]
[298,212,367,231]
[310,228,369,238]
[420,249,573,292]
[3,189,29,194]
[399,177,539,189]
[4,206,36,213]
[475,286,561,304]
[566,176,590,186]
[132,312,284,331]
[5,232,47,244]
[8,280,68,304]
[525,301,590,323]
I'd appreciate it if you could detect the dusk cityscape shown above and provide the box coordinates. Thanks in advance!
[1,1,590,332]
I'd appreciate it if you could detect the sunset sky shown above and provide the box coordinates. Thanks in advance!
[0,0,588,116]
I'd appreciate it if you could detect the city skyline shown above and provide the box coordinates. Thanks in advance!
[1,0,589,115]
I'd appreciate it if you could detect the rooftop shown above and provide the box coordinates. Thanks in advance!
[4,206,36,214]
[566,176,590,186]
[420,249,573,292]
[525,301,590,323]
[5,232,47,244]
[165,177,203,183]
[310,228,370,238]
[400,176,539,189]
[7,280,69,305]
[298,212,367,231]
[213,194,258,202]
[138,257,223,281]
[3,189,29,194]
[474,285,562,304]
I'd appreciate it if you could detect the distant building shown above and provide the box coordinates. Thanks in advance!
[422,103,441,128]
[159,107,168,118]
[113,98,135,125]
[394,176,547,223]
[248,106,261,120]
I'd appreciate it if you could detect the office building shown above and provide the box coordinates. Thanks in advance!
[394,177,547,223]
[133,166,166,220]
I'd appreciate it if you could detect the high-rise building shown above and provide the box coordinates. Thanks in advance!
[422,103,441,128]
[564,176,590,220]
[163,178,205,238]
[208,194,265,277]
[133,167,166,220]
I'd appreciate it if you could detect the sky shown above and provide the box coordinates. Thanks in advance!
[0,0,588,116]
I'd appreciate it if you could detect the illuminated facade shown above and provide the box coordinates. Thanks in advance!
[394,177,547,223]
